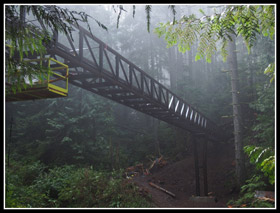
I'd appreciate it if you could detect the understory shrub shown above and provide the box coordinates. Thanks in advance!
[227,175,274,208]
[5,162,152,208]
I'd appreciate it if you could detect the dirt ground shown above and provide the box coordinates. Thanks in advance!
[131,140,239,208]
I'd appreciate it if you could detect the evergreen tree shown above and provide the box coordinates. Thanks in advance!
[154,4,275,188]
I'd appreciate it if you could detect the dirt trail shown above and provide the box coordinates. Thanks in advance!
[132,141,239,208]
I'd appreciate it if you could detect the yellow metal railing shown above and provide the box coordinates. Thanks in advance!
[5,44,69,101]
[23,57,69,96]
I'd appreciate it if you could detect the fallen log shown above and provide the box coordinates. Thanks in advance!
[149,182,176,198]
[149,156,163,170]
[257,197,275,203]
[255,191,274,200]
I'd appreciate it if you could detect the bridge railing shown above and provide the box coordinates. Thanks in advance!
[54,22,221,135]
[6,7,228,140]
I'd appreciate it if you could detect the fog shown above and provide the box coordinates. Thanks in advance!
[5,4,275,208]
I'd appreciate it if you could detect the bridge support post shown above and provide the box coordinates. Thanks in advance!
[192,133,208,197]
[202,135,208,196]
[192,135,200,196]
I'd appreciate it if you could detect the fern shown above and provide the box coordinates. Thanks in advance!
[227,175,275,208]
[244,145,275,185]
[264,63,275,83]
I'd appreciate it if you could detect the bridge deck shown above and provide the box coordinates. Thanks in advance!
[5,10,231,142]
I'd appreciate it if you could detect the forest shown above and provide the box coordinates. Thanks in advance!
[4,4,275,209]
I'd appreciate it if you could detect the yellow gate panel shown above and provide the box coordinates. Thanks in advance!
[5,57,69,102]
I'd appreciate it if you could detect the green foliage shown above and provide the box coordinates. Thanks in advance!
[249,74,274,146]
[244,146,275,185]
[154,5,275,62]
[233,6,260,53]
[5,4,275,208]
[257,6,275,40]
[5,160,49,207]
[264,63,275,83]
[241,68,275,197]
[6,161,152,208]
[154,18,199,54]
[7,86,132,169]
[5,36,50,94]
[227,175,274,208]
[232,67,275,207]
[5,5,107,94]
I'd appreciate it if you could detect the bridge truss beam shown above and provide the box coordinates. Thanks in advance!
[6,9,231,142]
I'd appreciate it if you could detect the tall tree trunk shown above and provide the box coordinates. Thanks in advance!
[149,33,161,157]
[227,34,245,187]
[153,118,161,157]
[247,53,256,101]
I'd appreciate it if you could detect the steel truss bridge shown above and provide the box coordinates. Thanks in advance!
[6,6,232,196]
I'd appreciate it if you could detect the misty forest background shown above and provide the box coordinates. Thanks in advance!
[5,5,275,208]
